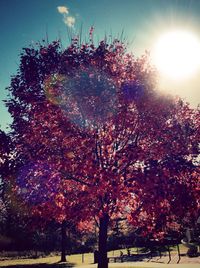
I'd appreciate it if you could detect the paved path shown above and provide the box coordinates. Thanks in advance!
[78,263,200,268]
[78,255,200,268]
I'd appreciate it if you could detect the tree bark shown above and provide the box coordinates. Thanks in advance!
[98,213,109,268]
[61,220,67,262]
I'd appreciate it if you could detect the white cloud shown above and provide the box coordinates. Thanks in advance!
[57,5,76,28]
[57,6,69,14]
[63,16,76,28]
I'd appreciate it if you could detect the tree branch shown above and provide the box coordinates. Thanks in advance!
[61,171,93,187]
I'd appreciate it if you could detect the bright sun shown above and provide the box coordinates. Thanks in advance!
[152,30,200,80]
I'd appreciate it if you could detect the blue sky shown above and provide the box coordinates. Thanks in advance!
[0,0,200,131]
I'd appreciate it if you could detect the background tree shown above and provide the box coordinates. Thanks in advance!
[0,129,37,252]
[0,130,12,244]
[5,35,200,268]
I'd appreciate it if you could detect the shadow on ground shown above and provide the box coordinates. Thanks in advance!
[1,263,75,268]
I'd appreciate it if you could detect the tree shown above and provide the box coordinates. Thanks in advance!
[0,130,11,234]
[5,35,200,268]
[0,129,11,190]
[0,129,34,251]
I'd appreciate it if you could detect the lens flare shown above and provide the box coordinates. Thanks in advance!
[17,161,61,205]
[44,73,66,105]
[44,67,118,129]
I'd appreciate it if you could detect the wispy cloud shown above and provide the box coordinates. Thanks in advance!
[57,6,69,15]
[57,5,75,28]
[63,16,76,28]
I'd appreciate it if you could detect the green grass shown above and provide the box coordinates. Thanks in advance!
[0,252,151,268]
[0,254,151,268]
[0,245,189,267]
[0,250,121,267]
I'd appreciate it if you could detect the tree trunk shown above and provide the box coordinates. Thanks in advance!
[98,213,109,268]
[61,220,67,262]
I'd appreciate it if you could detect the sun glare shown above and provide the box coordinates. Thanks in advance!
[152,30,200,80]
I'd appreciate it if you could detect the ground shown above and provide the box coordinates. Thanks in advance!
[0,246,200,267]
